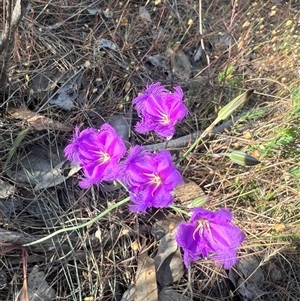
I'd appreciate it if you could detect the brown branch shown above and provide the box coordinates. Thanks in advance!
[0,0,28,93]
[143,115,241,152]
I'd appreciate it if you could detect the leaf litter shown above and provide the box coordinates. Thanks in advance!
[228,255,266,301]
[139,6,152,22]
[166,43,192,80]
[0,179,15,198]
[5,144,80,190]
[122,217,185,301]
[18,266,56,301]
[134,253,158,301]
[0,1,299,300]
[97,38,118,52]
[8,107,72,131]
[151,217,184,287]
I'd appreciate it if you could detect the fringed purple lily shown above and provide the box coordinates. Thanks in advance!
[119,146,183,212]
[133,82,188,139]
[64,123,126,188]
[176,208,245,269]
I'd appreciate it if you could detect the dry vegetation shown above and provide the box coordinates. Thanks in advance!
[0,0,300,300]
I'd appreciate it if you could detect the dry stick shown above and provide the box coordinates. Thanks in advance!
[0,0,12,55]
[0,0,28,93]
[143,114,241,152]
[145,87,254,154]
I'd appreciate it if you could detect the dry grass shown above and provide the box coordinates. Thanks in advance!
[0,0,300,300]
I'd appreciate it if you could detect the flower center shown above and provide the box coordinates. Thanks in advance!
[97,151,111,164]
[144,173,162,194]
[157,111,170,125]
[193,219,211,239]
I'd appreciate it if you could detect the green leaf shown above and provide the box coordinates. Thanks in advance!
[218,65,234,83]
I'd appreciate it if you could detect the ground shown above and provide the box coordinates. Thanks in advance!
[0,0,300,300]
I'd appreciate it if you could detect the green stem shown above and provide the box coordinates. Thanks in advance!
[178,90,253,164]
[178,122,216,164]
[170,205,190,217]
[23,197,131,247]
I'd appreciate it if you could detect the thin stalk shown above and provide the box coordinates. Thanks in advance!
[23,197,130,247]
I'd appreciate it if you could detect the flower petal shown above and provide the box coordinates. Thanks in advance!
[120,146,183,212]
[176,208,245,269]
[133,83,188,138]
[64,124,126,188]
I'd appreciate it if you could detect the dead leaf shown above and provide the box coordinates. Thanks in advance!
[25,198,59,226]
[8,107,72,131]
[86,7,102,15]
[147,54,168,69]
[167,43,191,80]
[156,248,184,286]
[151,218,184,286]
[211,32,231,54]
[228,256,266,301]
[0,179,15,198]
[139,6,151,22]
[135,254,158,301]
[267,263,282,283]
[193,46,202,62]
[30,68,83,107]
[158,287,191,301]
[48,68,85,109]
[108,115,130,143]
[152,219,179,266]
[19,266,56,301]
[8,107,36,119]
[30,69,63,101]
[0,198,23,217]
[101,181,122,192]
[27,115,72,131]
[121,285,135,301]
[6,145,81,190]
[97,38,118,51]
[49,83,77,110]
[174,179,208,207]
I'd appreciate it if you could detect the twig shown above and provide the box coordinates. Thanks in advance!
[0,0,28,92]
[143,114,241,152]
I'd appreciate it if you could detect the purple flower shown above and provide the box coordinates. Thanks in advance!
[176,208,245,269]
[64,124,126,188]
[133,82,188,138]
[119,146,183,212]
